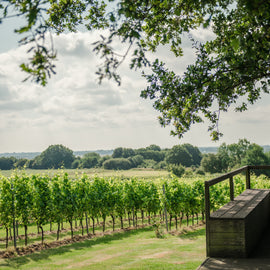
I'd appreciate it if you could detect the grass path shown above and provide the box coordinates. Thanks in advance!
[0,226,206,269]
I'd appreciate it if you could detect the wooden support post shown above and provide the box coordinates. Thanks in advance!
[205,182,210,257]
[229,176,234,201]
[246,166,250,189]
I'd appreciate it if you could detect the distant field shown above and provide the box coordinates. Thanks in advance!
[0,168,171,179]
[0,168,220,182]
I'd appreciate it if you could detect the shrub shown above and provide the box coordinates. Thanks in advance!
[141,159,157,169]
[154,161,167,170]
[169,164,185,177]
[103,158,132,170]
[71,159,81,169]
[128,155,144,167]
[195,168,205,175]
[0,157,16,170]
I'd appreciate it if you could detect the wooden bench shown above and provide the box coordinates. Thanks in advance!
[208,189,270,258]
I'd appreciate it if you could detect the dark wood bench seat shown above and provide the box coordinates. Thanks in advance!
[208,189,270,258]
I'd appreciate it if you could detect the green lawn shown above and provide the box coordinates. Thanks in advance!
[0,226,206,270]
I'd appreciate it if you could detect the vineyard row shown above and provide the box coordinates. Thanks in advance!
[0,172,269,249]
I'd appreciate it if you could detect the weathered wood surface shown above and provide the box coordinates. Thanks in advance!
[210,189,269,219]
[209,219,244,233]
[199,224,270,269]
[208,189,270,258]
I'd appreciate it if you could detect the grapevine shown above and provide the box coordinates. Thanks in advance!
[0,171,267,249]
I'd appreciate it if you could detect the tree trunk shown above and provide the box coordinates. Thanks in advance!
[69,220,73,239]
[80,219,84,235]
[91,217,95,234]
[40,225,44,245]
[13,218,16,248]
[132,209,135,227]
[5,227,8,249]
[180,213,183,228]
[57,222,60,240]
[85,212,89,235]
[153,212,156,224]
[24,225,28,246]
[163,210,165,222]
[128,212,131,227]
[102,215,106,232]
[169,215,172,231]
[175,215,178,229]
[186,215,189,226]
[16,221,19,239]
[120,216,123,229]
[111,215,115,231]
[141,210,144,225]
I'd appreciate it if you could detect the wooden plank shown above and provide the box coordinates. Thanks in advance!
[208,245,247,258]
[249,165,270,170]
[221,201,248,218]
[223,191,261,219]
[209,219,244,233]
[233,189,259,200]
[234,190,270,219]
[209,232,245,246]
[210,201,237,218]
[210,190,268,219]
[210,189,261,219]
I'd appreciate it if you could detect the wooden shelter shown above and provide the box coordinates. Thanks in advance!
[205,165,270,258]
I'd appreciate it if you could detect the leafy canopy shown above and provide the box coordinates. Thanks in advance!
[1,0,270,140]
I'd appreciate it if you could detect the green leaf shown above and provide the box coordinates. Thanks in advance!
[231,38,240,51]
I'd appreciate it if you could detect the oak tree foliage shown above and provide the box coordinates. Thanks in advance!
[32,144,75,169]
[1,0,269,139]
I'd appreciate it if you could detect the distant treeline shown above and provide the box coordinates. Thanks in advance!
[0,144,201,174]
[1,139,270,177]
[2,145,270,160]
[0,150,114,160]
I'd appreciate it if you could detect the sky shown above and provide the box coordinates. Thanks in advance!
[1,13,270,153]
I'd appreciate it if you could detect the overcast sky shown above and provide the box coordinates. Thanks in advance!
[1,16,270,153]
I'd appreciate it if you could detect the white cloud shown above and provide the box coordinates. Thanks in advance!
[189,25,216,43]
[0,30,269,152]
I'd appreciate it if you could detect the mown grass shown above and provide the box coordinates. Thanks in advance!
[0,225,206,270]
[0,214,203,250]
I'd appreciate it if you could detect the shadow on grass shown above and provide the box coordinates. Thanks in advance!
[178,227,205,240]
[0,226,154,269]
